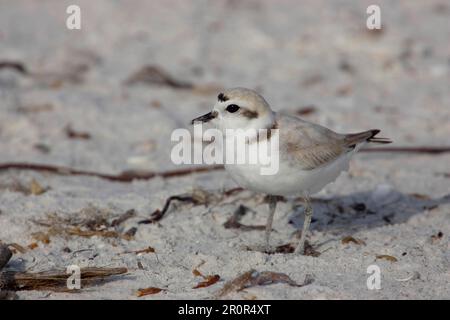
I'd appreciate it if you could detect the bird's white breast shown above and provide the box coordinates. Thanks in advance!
[224,132,354,197]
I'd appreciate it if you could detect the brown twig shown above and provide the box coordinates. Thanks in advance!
[0,163,224,182]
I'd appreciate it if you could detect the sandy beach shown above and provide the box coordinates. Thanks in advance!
[0,0,449,299]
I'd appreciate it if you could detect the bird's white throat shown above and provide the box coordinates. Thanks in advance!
[171,123,280,175]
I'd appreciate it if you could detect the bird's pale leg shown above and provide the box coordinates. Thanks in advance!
[264,195,278,252]
[295,196,312,255]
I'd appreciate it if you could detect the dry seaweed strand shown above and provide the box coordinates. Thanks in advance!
[139,195,201,224]
[215,269,313,298]
[1,146,449,182]
[139,190,213,224]
[124,65,194,89]
[193,275,221,289]
[223,205,266,231]
[65,125,91,140]
[376,255,398,262]
[0,163,224,182]
[136,287,165,297]
[341,236,366,246]
[0,61,28,74]
[31,207,140,242]
[139,188,252,225]
[192,268,221,289]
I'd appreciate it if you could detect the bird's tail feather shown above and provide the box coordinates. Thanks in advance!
[345,129,392,146]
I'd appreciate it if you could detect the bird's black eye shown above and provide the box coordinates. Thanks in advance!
[226,104,240,113]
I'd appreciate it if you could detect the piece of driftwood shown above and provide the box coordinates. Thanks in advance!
[0,245,13,270]
[0,267,127,291]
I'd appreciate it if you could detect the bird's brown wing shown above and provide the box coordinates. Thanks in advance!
[283,140,347,170]
[279,115,391,170]
[278,115,349,170]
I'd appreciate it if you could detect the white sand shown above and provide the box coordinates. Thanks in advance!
[0,0,449,299]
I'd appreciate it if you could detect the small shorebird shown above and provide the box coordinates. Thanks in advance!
[192,88,391,254]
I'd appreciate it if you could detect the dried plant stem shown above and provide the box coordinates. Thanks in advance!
[0,267,127,291]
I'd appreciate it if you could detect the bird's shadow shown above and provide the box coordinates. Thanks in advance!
[288,188,450,235]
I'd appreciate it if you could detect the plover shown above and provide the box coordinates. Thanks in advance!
[192,88,391,254]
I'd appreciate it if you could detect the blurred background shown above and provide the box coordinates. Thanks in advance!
[0,0,449,174]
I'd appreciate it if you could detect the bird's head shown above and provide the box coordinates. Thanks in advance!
[191,88,275,132]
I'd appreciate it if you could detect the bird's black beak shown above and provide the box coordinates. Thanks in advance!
[191,111,217,124]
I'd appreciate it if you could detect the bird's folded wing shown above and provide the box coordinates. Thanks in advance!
[279,118,348,170]
[283,141,346,170]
